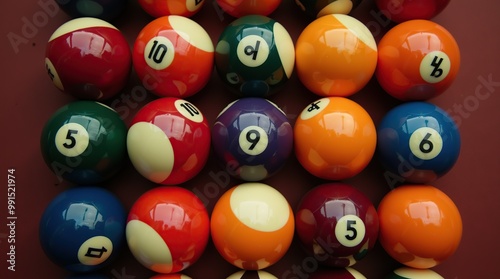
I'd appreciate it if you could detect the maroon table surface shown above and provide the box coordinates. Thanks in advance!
[1,0,500,278]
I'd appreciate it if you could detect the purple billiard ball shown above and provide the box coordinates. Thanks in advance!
[212,98,293,181]
[295,183,379,267]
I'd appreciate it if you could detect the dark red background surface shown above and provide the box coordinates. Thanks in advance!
[1,0,500,278]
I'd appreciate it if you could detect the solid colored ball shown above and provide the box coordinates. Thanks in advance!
[211,183,295,270]
[55,0,128,21]
[378,185,462,269]
[127,97,211,185]
[376,20,460,100]
[215,15,295,97]
[296,183,379,267]
[375,0,450,23]
[295,14,377,97]
[216,0,281,18]
[227,270,277,279]
[386,267,444,279]
[132,15,214,98]
[138,0,206,18]
[45,17,131,100]
[150,275,192,279]
[294,0,363,18]
[309,267,366,278]
[212,98,293,181]
[294,97,377,180]
[126,187,210,274]
[377,102,461,184]
[40,101,127,185]
[39,187,126,273]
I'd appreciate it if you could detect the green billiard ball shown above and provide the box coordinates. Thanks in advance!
[386,267,444,279]
[40,101,127,185]
[215,15,295,97]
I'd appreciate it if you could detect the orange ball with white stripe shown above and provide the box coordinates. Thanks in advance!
[211,183,294,270]
[295,14,377,97]
[132,15,214,98]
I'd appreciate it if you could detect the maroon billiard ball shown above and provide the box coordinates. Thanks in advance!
[45,17,131,100]
[310,267,367,279]
[127,97,211,185]
[295,183,379,267]
[375,0,450,23]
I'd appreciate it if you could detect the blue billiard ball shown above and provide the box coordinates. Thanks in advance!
[377,102,461,184]
[212,98,293,181]
[39,187,126,273]
[55,0,128,21]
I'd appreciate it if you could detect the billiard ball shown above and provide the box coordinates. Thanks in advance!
[375,0,450,23]
[386,267,444,279]
[295,183,379,267]
[309,267,366,278]
[127,97,210,185]
[227,270,277,278]
[211,182,294,270]
[150,274,192,279]
[216,0,281,18]
[294,0,363,18]
[45,17,131,100]
[376,20,460,100]
[215,15,295,97]
[132,15,213,98]
[212,98,293,181]
[66,274,110,278]
[294,97,377,180]
[39,187,126,273]
[377,102,460,184]
[55,0,128,21]
[40,101,127,185]
[138,0,205,18]
[378,185,462,269]
[295,14,377,97]
[126,187,210,274]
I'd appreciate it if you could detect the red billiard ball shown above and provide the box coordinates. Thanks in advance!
[294,0,363,18]
[132,15,214,98]
[295,14,377,97]
[127,97,211,185]
[126,187,210,274]
[375,0,450,23]
[376,20,460,100]
[294,97,377,180]
[214,15,295,97]
[216,0,282,18]
[138,0,206,18]
[45,17,131,100]
[211,183,295,270]
[295,183,379,267]
[378,185,462,269]
[212,98,293,181]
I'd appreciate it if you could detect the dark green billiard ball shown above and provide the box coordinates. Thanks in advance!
[215,15,295,97]
[386,267,444,279]
[40,101,127,185]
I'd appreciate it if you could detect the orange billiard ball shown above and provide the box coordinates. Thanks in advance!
[295,14,377,97]
[132,16,214,98]
[378,185,462,269]
[376,20,460,101]
[294,97,377,180]
[211,183,294,270]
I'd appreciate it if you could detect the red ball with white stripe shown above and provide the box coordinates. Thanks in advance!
[126,187,210,274]
[45,17,131,100]
[127,97,211,185]
[132,15,214,98]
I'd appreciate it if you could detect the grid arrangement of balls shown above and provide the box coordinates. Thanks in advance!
[38,0,462,278]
